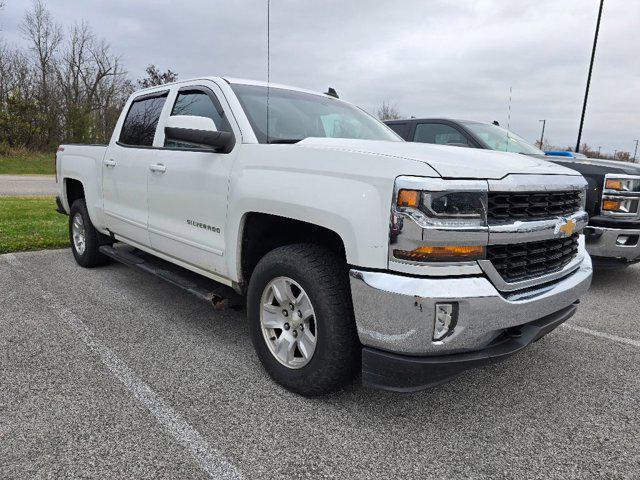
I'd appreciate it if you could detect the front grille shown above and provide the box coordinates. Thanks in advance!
[488,191,581,221]
[487,234,579,283]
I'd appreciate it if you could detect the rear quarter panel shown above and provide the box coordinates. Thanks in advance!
[57,145,109,231]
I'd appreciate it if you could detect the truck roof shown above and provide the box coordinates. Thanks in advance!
[385,118,487,126]
[223,77,332,98]
[132,76,333,99]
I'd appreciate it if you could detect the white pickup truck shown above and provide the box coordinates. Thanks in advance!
[56,77,592,394]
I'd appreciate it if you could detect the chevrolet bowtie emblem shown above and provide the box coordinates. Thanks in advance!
[559,219,576,236]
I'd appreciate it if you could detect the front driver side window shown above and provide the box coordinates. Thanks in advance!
[413,123,468,146]
[165,89,231,148]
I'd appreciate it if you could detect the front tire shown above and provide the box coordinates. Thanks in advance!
[247,244,360,395]
[69,199,110,268]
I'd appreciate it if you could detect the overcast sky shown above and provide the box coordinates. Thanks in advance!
[1,0,638,155]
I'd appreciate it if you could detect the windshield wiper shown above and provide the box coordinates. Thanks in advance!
[267,138,303,144]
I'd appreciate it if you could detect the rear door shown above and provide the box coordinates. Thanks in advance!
[147,82,238,276]
[102,91,169,246]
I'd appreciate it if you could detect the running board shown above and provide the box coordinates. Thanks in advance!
[99,244,243,309]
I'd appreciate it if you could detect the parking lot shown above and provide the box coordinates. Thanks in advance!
[1,249,639,479]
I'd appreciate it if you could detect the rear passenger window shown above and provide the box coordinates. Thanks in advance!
[414,123,469,146]
[119,93,168,146]
[170,90,229,132]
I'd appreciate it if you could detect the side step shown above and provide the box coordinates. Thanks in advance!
[99,244,243,309]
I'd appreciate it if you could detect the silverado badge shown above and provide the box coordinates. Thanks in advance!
[558,219,576,236]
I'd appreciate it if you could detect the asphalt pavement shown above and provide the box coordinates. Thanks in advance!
[1,249,639,479]
[0,175,57,196]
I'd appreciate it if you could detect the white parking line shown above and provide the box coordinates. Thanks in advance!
[3,254,243,480]
[562,323,640,348]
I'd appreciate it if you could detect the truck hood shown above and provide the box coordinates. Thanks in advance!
[296,138,578,179]
[546,156,640,176]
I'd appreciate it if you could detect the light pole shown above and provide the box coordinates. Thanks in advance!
[576,0,604,153]
[634,140,639,162]
[598,146,602,156]
[539,120,546,149]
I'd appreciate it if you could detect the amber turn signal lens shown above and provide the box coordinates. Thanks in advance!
[605,179,623,190]
[603,200,622,211]
[394,245,485,262]
[397,189,420,208]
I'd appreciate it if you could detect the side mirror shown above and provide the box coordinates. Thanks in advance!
[164,115,234,152]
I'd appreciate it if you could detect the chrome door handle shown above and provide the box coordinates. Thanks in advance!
[149,163,167,173]
[104,159,116,167]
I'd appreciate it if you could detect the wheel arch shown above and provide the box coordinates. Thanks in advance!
[236,212,348,288]
[64,177,85,210]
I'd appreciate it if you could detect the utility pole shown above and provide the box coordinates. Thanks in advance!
[539,120,546,149]
[634,140,639,162]
[507,87,512,132]
[614,149,618,159]
[576,0,604,153]
[598,146,602,156]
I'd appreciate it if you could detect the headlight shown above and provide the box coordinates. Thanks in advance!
[605,177,640,193]
[423,191,486,218]
[396,188,488,227]
[392,179,488,263]
[602,175,640,216]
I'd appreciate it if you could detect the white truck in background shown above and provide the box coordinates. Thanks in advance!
[56,77,592,394]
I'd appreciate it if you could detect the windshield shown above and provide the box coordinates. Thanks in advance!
[461,121,544,155]
[230,83,400,144]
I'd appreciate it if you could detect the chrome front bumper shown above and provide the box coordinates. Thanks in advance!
[585,226,640,262]
[349,251,592,356]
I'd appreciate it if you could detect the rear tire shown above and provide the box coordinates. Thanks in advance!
[69,199,111,268]
[247,244,360,395]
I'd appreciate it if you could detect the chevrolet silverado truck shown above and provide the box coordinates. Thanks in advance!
[56,78,592,395]
[386,117,640,267]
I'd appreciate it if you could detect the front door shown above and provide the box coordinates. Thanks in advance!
[147,84,237,277]
[102,91,169,246]
[413,122,471,147]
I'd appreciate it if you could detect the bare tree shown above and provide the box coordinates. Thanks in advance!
[376,100,401,121]
[535,138,553,151]
[20,0,62,147]
[0,2,134,149]
[614,150,632,162]
[56,21,130,143]
[137,64,178,88]
[577,143,600,158]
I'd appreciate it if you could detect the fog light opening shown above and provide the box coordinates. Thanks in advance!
[433,302,458,341]
[616,234,639,246]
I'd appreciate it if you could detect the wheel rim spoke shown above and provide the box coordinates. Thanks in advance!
[296,329,316,360]
[270,278,289,305]
[275,335,295,364]
[261,304,283,329]
[297,295,314,321]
